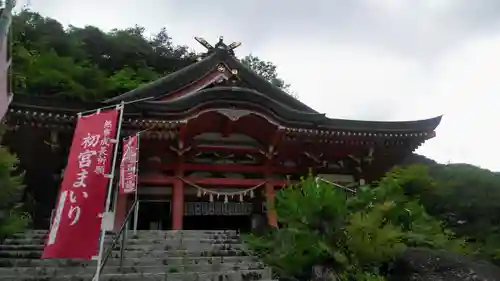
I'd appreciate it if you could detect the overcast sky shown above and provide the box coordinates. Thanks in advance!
[19,0,500,171]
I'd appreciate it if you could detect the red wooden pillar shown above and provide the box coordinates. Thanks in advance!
[265,182,278,228]
[171,178,184,230]
[171,124,186,230]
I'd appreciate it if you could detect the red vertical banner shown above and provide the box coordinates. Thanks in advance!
[119,135,138,194]
[42,108,120,260]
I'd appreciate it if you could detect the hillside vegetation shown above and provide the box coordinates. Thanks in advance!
[11,10,289,101]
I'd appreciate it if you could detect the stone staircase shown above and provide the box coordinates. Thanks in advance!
[0,230,273,281]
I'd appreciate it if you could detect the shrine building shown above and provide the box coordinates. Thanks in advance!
[3,37,441,232]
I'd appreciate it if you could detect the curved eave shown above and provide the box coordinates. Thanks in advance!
[135,86,442,133]
[9,93,442,134]
[9,94,102,113]
[320,115,442,132]
[104,55,212,103]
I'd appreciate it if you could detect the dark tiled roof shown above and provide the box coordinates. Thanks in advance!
[9,92,441,133]
[104,48,318,114]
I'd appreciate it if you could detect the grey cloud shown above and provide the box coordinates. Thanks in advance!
[162,0,500,58]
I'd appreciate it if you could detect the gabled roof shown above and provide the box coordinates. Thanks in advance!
[8,37,442,135]
[104,38,318,114]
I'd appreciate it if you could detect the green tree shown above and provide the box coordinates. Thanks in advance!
[11,10,293,101]
[0,127,30,240]
[241,54,292,92]
[396,162,500,264]
[245,169,467,281]
[11,10,197,100]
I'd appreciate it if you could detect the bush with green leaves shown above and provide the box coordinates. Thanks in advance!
[0,128,30,240]
[397,163,500,265]
[244,168,468,281]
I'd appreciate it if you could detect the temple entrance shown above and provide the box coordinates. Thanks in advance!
[136,200,171,230]
[182,200,253,232]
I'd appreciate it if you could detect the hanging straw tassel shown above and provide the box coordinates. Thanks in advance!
[224,195,228,203]
[239,194,243,202]
[209,194,214,202]
[197,189,202,197]
[250,190,254,198]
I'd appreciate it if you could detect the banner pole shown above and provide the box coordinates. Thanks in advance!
[93,102,125,281]
[133,133,141,236]
[112,181,119,214]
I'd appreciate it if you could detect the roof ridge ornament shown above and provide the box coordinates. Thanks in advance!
[194,36,241,55]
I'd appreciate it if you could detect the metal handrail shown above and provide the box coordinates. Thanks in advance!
[94,199,139,279]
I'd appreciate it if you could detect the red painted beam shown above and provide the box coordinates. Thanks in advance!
[161,163,298,174]
[139,174,288,187]
[186,177,288,186]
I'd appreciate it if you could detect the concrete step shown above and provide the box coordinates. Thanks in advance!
[3,277,275,281]
[115,248,248,258]
[12,230,239,235]
[0,245,45,250]
[0,262,266,276]
[0,256,259,268]
[132,237,242,243]
[116,244,246,252]
[11,229,239,236]
[0,258,95,267]
[12,230,48,235]
[0,242,247,252]
[1,237,242,247]
[0,248,249,259]
[0,268,272,280]
[0,231,271,281]
[9,230,241,241]
[140,230,239,235]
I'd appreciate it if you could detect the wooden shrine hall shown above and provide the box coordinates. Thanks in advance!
[3,37,442,231]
